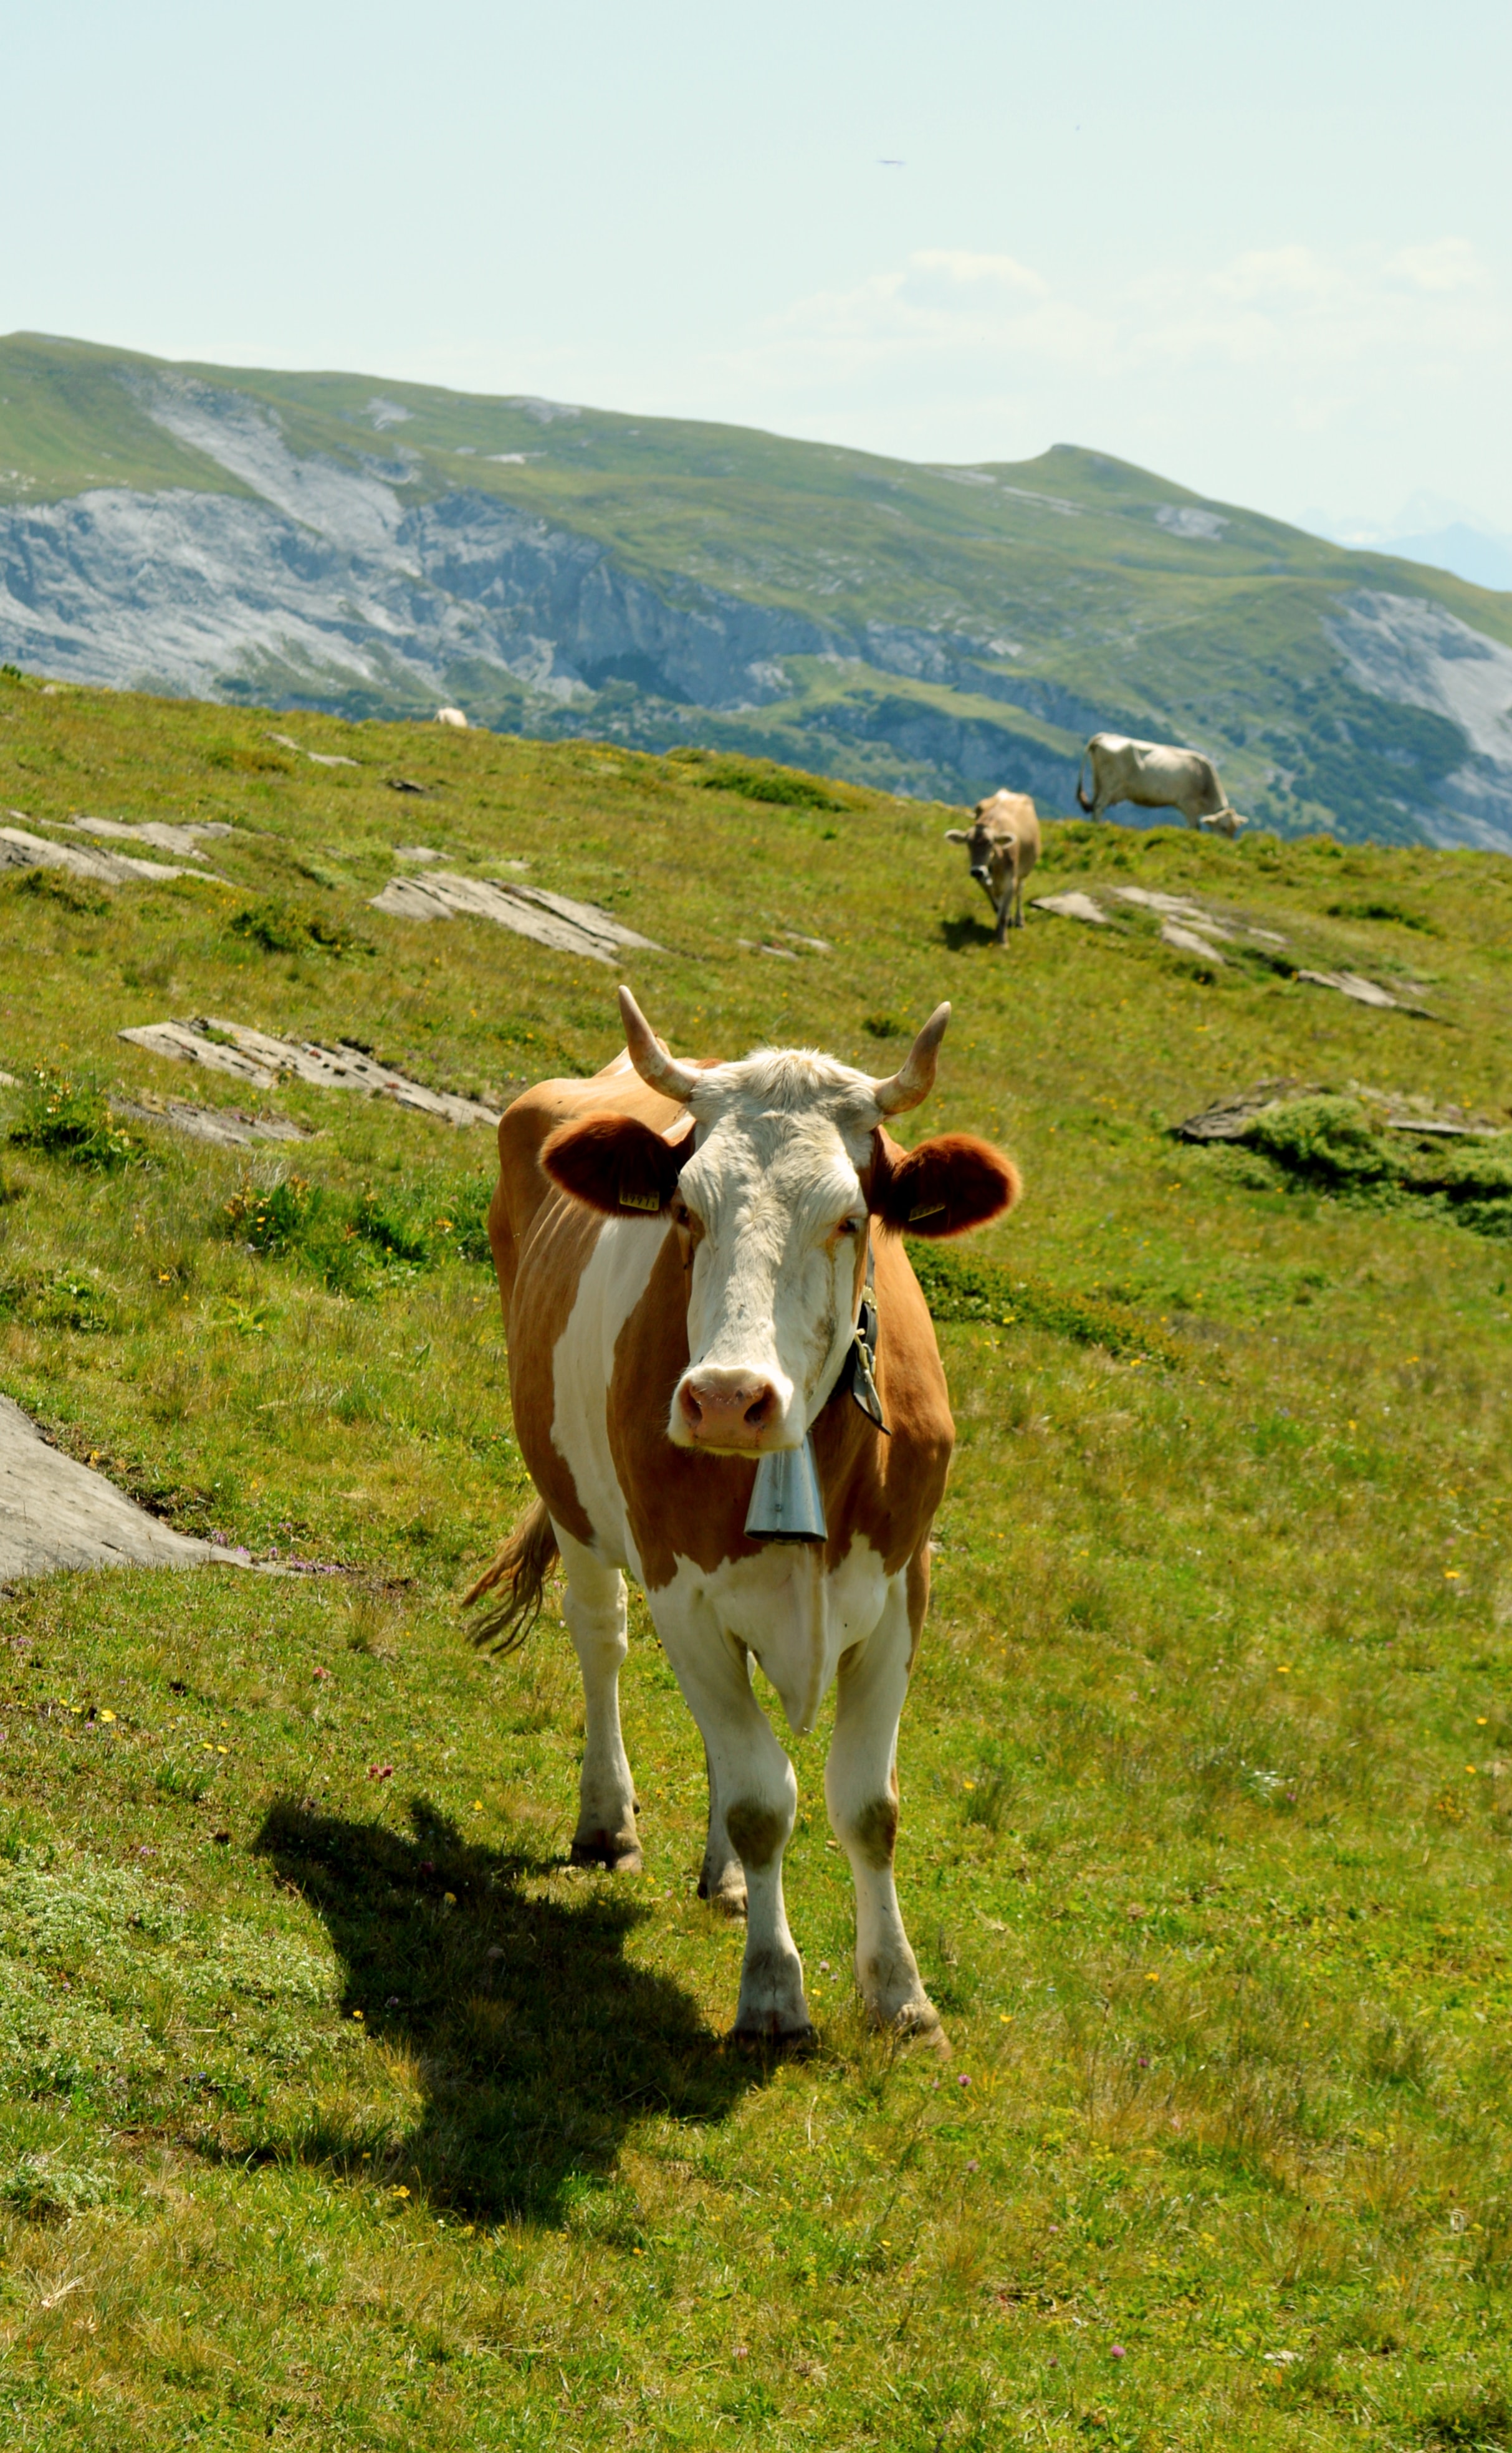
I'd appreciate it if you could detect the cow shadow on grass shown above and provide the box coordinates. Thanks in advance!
[249,1794,758,2227]
[937,912,1002,954]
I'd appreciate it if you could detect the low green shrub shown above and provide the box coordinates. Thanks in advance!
[1229,1096,1512,1237]
[220,1166,495,1293]
[1245,1094,1396,1186]
[1410,1138,1512,1202]
[1327,897,1438,932]
[7,1067,141,1172]
[34,1272,118,1333]
[695,758,845,811]
[0,1275,117,1334]
[1423,2386,1512,2450]
[229,897,372,957]
[0,2153,112,2222]
[222,1174,368,1295]
[8,866,113,917]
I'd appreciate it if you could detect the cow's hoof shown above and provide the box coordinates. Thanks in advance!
[866,1999,950,2054]
[697,1866,749,1920]
[730,2016,815,2054]
[570,1836,643,1873]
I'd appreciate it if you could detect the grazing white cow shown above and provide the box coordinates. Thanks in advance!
[436,707,469,730]
[944,790,1042,940]
[466,990,1020,2046]
[1076,734,1246,838]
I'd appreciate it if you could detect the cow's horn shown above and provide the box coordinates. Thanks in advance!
[618,985,700,1104]
[871,1002,950,1116]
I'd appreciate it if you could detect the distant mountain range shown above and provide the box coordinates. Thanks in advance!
[2,332,1511,848]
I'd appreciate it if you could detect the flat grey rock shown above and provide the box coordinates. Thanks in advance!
[1172,1081,1320,1140]
[1160,918,1227,964]
[111,1094,315,1148]
[1296,968,1422,1013]
[0,823,216,887]
[1111,884,1232,932]
[266,732,358,767]
[370,869,663,964]
[367,868,660,964]
[1030,890,1110,925]
[60,815,238,858]
[0,1396,214,1580]
[118,1015,500,1127]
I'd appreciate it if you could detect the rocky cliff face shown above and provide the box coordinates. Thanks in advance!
[0,388,1071,803]
[2,359,1510,842]
[1326,592,1512,851]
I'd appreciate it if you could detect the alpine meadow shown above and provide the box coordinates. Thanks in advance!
[0,666,1511,2453]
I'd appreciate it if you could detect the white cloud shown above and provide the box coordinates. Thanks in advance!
[1389,238,1488,294]
[907,250,1048,296]
[1202,246,1338,305]
[707,235,1512,530]
[727,249,1108,394]
[743,234,1505,389]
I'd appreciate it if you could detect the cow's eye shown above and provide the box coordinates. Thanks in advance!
[836,1215,861,1237]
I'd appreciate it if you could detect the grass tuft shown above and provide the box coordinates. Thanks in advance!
[7,1065,141,1172]
[229,895,373,957]
[0,2152,112,2222]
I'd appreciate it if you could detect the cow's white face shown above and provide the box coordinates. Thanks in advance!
[539,990,1020,1461]
[669,1056,876,1453]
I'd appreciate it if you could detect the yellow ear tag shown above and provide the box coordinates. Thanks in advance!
[618,1188,663,1212]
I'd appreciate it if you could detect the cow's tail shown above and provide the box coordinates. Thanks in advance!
[462,1494,559,1653]
[1076,749,1094,813]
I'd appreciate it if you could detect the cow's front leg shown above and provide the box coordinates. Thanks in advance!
[556,1526,641,1871]
[655,1600,808,2040]
[697,1739,749,1918]
[825,1574,945,2047]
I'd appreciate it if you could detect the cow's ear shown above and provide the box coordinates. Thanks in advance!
[869,1129,1021,1240]
[540,1113,689,1218]
[943,828,970,843]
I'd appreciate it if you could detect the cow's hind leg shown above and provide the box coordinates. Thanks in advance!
[556,1526,641,1872]
[697,1738,749,1917]
[825,1574,944,2047]
[655,1597,808,2040]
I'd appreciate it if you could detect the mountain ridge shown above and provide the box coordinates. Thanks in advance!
[3,330,1511,848]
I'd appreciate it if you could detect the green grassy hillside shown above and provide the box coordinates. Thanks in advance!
[1,668,1511,2449]
[4,331,1512,844]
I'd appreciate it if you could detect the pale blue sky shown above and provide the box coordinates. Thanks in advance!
[5,0,1510,537]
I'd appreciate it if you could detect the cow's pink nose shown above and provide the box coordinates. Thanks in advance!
[679,1370,779,1446]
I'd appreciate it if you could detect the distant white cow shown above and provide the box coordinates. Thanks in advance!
[436,707,469,730]
[1076,735,1245,838]
[944,790,1042,942]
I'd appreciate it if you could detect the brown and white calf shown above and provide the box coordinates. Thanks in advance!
[944,790,1041,939]
[468,989,1019,2045]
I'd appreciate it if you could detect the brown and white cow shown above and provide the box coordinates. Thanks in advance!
[944,789,1041,939]
[1076,734,1246,837]
[467,988,1019,2046]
